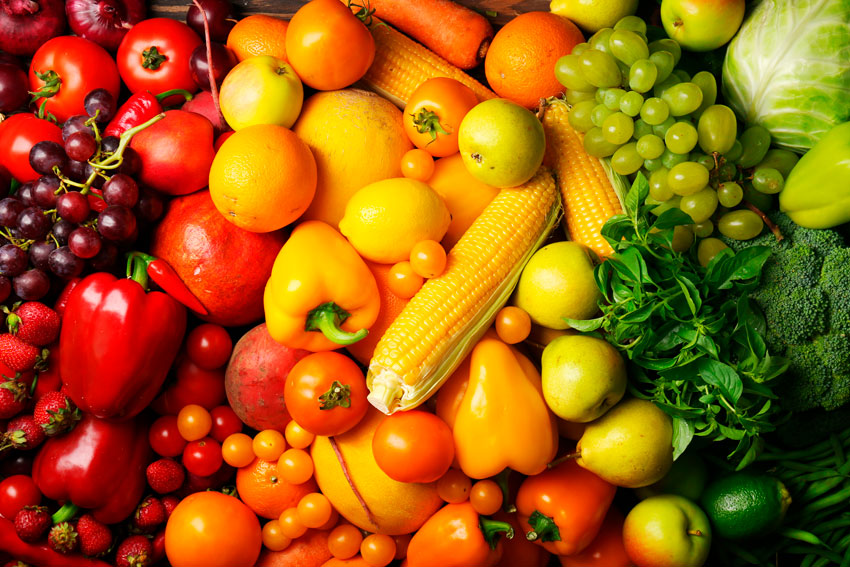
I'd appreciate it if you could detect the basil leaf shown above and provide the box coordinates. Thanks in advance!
[718,423,746,441]
[675,275,701,316]
[706,246,772,290]
[563,317,605,332]
[734,437,764,471]
[619,303,656,323]
[698,359,743,404]
[609,247,646,284]
[671,417,695,460]
[651,208,694,231]
[625,172,650,222]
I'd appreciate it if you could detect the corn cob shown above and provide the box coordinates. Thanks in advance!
[541,98,628,259]
[359,16,496,108]
[367,167,561,414]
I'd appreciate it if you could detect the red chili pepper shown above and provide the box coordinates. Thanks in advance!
[0,516,113,567]
[103,88,194,138]
[128,251,208,315]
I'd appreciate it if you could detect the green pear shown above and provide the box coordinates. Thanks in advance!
[541,334,626,423]
[577,398,674,488]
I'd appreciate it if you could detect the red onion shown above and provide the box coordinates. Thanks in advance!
[66,0,145,52]
[0,0,66,56]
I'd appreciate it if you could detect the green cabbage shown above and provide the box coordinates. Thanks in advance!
[722,0,850,153]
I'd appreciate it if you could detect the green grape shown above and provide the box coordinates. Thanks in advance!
[670,225,695,252]
[602,112,635,145]
[672,69,691,82]
[589,28,614,54]
[603,88,627,110]
[661,82,703,117]
[648,50,675,83]
[717,210,764,240]
[652,116,677,138]
[628,59,658,93]
[644,157,664,171]
[665,121,698,154]
[633,118,653,139]
[647,195,682,216]
[648,39,682,65]
[568,100,596,133]
[649,167,672,201]
[554,54,595,92]
[614,15,647,35]
[583,127,620,157]
[697,104,737,154]
[698,238,729,267]
[652,75,682,99]
[717,182,743,207]
[716,162,738,182]
[595,88,608,104]
[661,148,689,170]
[591,104,615,127]
[691,71,718,118]
[637,134,665,159]
[572,42,591,56]
[566,89,597,105]
[668,161,710,196]
[578,49,622,88]
[742,184,774,212]
[738,125,772,169]
[639,97,670,126]
[725,139,743,163]
[692,220,714,238]
[691,152,715,171]
[752,167,785,194]
[611,142,643,175]
[609,29,649,66]
[756,149,799,179]
[616,61,631,89]
[619,91,644,117]
[680,188,719,223]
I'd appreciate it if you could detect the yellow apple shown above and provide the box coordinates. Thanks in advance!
[661,0,745,52]
[219,55,303,130]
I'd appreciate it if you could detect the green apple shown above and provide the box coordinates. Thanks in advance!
[550,0,639,33]
[660,0,745,52]
[623,494,712,567]
[219,55,304,131]
[457,98,545,188]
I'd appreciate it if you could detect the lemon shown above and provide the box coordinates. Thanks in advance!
[339,178,451,264]
[550,0,639,33]
[700,472,791,541]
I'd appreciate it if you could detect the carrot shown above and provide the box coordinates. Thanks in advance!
[363,0,494,69]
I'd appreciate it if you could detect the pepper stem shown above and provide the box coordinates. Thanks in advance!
[305,302,367,345]
[126,251,151,290]
[526,510,561,543]
[51,503,79,524]
[155,88,194,104]
[495,469,517,514]
[479,516,514,550]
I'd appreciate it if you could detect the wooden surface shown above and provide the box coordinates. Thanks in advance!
[149,0,551,27]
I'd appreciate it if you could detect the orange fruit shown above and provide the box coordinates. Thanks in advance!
[484,12,584,109]
[236,457,318,520]
[227,14,290,62]
[208,124,317,233]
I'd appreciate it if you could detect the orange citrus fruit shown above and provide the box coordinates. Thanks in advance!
[227,14,290,62]
[236,457,318,520]
[484,12,585,109]
[208,124,317,233]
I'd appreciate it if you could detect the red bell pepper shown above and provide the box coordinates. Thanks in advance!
[31,413,152,525]
[59,255,187,420]
[103,88,194,138]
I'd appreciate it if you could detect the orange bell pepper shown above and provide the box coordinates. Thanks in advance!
[452,334,558,479]
[264,220,380,352]
[406,502,513,567]
[559,506,633,567]
[516,459,617,556]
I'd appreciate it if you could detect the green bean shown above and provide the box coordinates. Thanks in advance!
[779,461,836,473]
[832,433,847,466]
[802,489,850,516]
[786,546,845,564]
[781,527,831,546]
[841,539,850,567]
[802,554,819,567]
[807,515,850,535]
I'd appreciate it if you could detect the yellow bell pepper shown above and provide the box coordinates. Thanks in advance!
[264,220,380,352]
[453,334,559,479]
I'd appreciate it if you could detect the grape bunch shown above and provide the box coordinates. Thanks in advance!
[0,89,166,303]
[554,16,799,241]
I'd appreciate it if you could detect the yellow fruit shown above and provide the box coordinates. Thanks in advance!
[311,408,443,535]
[550,0,640,33]
[339,178,451,264]
[293,89,413,229]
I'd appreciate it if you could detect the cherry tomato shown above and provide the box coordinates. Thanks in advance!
[262,520,292,552]
[221,432,255,468]
[409,240,447,279]
[210,405,243,443]
[469,480,503,516]
[165,491,262,567]
[437,469,472,504]
[0,474,41,520]
[277,448,314,485]
[320,509,340,531]
[284,352,369,437]
[296,492,332,529]
[372,410,454,484]
[284,420,315,450]
[149,415,188,457]
[117,18,202,103]
[182,436,223,477]
[28,36,121,123]
[252,429,287,461]
[387,261,424,299]
[185,323,233,370]
[285,0,375,91]
[278,507,307,539]
[495,306,532,345]
[0,113,63,183]
[400,149,435,182]
[403,77,479,157]
[393,534,411,560]
[177,404,213,441]
[328,523,363,559]
[360,534,396,567]
[151,357,226,414]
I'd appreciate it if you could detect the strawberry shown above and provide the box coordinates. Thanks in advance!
[150,530,166,563]
[76,514,112,558]
[0,334,40,372]
[0,373,29,419]
[161,495,180,518]
[133,495,167,532]
[13,505,50,542]
[6,302,60,346]
[146,458,185,494]
[115,535,152,567]
[33,391,80,437]
[47,521,78,554]
[4,414,45,450]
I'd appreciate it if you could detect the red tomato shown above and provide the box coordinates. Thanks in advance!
[0,474,42,520]
[402,78,479,157]
[150,357,226,414]
[372,410,454,484]
[0,113,63,183]
[182,436,223,477]
[283,352,368,437]
[209,405,243,443]
[185,323,233,370]
[149,414,188,457]
[117,18,202,103]
[28,36,121,124]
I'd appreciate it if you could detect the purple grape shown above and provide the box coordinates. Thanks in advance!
[56,191,91,224]
[97,205,137,241]
[51,219,75,245]
[65,131,98,162]
[84,163,105,189]
[13,269,50,300]
[0,63,29,113]
[117,147,141,176]
[17,183,34,207]
[135,188,165,223]
[17,207,51,240]
[0,244,28,277]
[190,43,237,91]
[0,198,24,227]
[48,246,84,278]
[29,240,57,271]
[83,88,117,123]
[102,174,139,208]
[0,167,10,201]
[88,241,118,271]
[32,175,61,208]
[61,115,95,142]
[101,136,120,154]
[0,275,10,303]
[65,159,88,183]
[68,226,102,259]
[29,141,68,176]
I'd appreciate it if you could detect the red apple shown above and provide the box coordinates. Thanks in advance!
[623,494,712,567]
[218,55,303,130]
[660,0,745,52]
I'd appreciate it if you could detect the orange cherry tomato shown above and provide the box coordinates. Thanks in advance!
[176,404,212,441]
[494,306,532,345]
[278,448,315,485]
[360,534,396,567]
[279,507,308,539]
[469,480,503,516]
[165,491,262,567]
[402,77,479,157]
[436,468,472,504]
[409,240,447,279]
[284,420,315,449]
[253,429,287,461]
[262,520,293,552]
[400,149,436,182]
[387,261,424,299]
[297,492,333,529]
[372,410,454,484]
[222,432,255,468]
[328,523,363,559]
[285,0,375,91]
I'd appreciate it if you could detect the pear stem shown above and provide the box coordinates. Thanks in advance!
[547,451,581,469]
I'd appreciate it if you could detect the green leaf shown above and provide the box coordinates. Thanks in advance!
[563,317,605,332]
[625,172,649,221]
[671,417,695,460]
[734,437,764,470]
[609,247,647,285]
[675,275,701,316]
[619,303,656,323]
[651,208,694,231]
[718,423,746,441]
[705,246,771,291]
[698,359,743,404]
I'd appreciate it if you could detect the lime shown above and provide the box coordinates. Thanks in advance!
[700,472,791,541]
